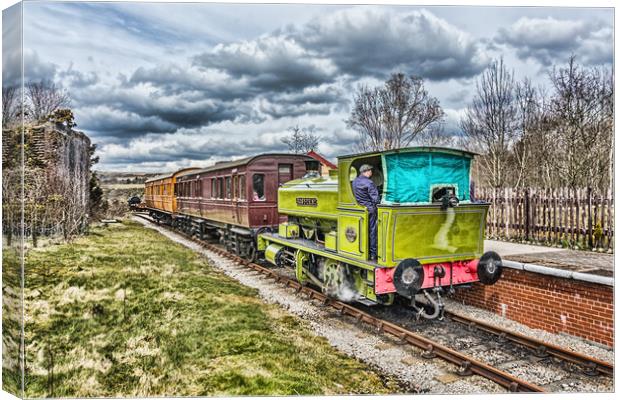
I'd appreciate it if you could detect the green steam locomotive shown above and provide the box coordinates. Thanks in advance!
[258,146,502,319]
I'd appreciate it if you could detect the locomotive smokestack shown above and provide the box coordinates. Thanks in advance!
[304,159,320,172]
[303,160,321,178]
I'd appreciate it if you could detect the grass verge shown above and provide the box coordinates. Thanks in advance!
[22,221,401,397]
[2,242,23,396]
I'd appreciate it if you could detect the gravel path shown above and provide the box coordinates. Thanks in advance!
[134,217,505,394]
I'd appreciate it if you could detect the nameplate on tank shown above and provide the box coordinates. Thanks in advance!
[295,197,318,207]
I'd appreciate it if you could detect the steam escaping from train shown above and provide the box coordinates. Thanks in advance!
[330,280,362,303]
[317,260,362,303]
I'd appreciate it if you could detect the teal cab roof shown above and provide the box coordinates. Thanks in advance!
[340,147,476,205]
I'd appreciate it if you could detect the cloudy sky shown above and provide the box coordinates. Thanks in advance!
[2,1,614,172]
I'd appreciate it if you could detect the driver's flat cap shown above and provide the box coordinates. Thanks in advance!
[360,164,373,172]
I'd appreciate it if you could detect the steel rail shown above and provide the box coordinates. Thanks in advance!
[444,311,613,377]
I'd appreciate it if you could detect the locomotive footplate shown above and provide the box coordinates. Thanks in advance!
[259,232,382,271]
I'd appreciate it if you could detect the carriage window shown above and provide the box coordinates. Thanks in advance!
[211,179,216,198]
[225,176,232,199]
[252,174,265,201]
[278,164,293,185]
[239,175,246,200]
[218,178,224,199]
[233,176,238,199]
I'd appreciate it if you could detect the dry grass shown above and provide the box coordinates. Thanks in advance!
[21,221,401,397]
[2,243,23,396]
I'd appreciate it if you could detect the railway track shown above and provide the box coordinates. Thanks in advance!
[443,311,613,377]
[133,213,613,393]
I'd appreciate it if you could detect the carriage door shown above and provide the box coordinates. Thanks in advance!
[232,168,240,223]
[278,164,293,185]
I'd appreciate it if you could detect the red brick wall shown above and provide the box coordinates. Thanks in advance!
[452,268,614,347]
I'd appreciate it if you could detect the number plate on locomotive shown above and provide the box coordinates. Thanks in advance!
[295,197,318,207]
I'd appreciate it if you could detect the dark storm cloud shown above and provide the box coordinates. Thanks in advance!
[77,105,177,136]
[192,7,488,85]
[496,17,613,66]
[2,48,58,87]
[129,64,259,100]
[257,101,332,119]
[83,58,346,139]
[99,131,290,166]
[288,7,488,81]
[80,98,263,140]
[192,34,338,92]
[58,67,99,88]
[68,74,266,140]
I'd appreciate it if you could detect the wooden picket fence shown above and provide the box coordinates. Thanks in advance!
[476,187,614,252]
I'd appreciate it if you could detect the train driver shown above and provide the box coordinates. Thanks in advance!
[352,164,380,261]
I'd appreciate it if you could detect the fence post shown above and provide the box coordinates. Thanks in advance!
[524,188,530,241]
[587,186,593,249]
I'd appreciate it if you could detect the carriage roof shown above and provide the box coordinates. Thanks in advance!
[144,167,200,184]
[177,153,314,179]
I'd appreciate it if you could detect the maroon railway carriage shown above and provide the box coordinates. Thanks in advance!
[174,153,313,259]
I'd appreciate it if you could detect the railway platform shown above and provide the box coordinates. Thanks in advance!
[485,240,613,285]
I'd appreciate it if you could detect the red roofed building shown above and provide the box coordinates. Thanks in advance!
[307,150,337,176]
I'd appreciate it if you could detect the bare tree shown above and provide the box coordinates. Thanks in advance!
[25,80,70,122]
[282,125,322,153]
[300,126,320,152]
[510,78,550,188]
[2,168,20,246]
[412,122,456,147]
[2,86,20,127]
[347,85,383,152]
[547,56,613,191]
[460,58,519,188]
[348,73,444,151]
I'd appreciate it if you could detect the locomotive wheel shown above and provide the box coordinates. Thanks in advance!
[477,251,502,285]
[322,260,354,299]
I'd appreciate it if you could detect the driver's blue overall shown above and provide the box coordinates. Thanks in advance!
[352,175,380,260]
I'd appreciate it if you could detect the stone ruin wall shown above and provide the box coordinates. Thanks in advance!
[25,122,92,214]
[2,122,92,238]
